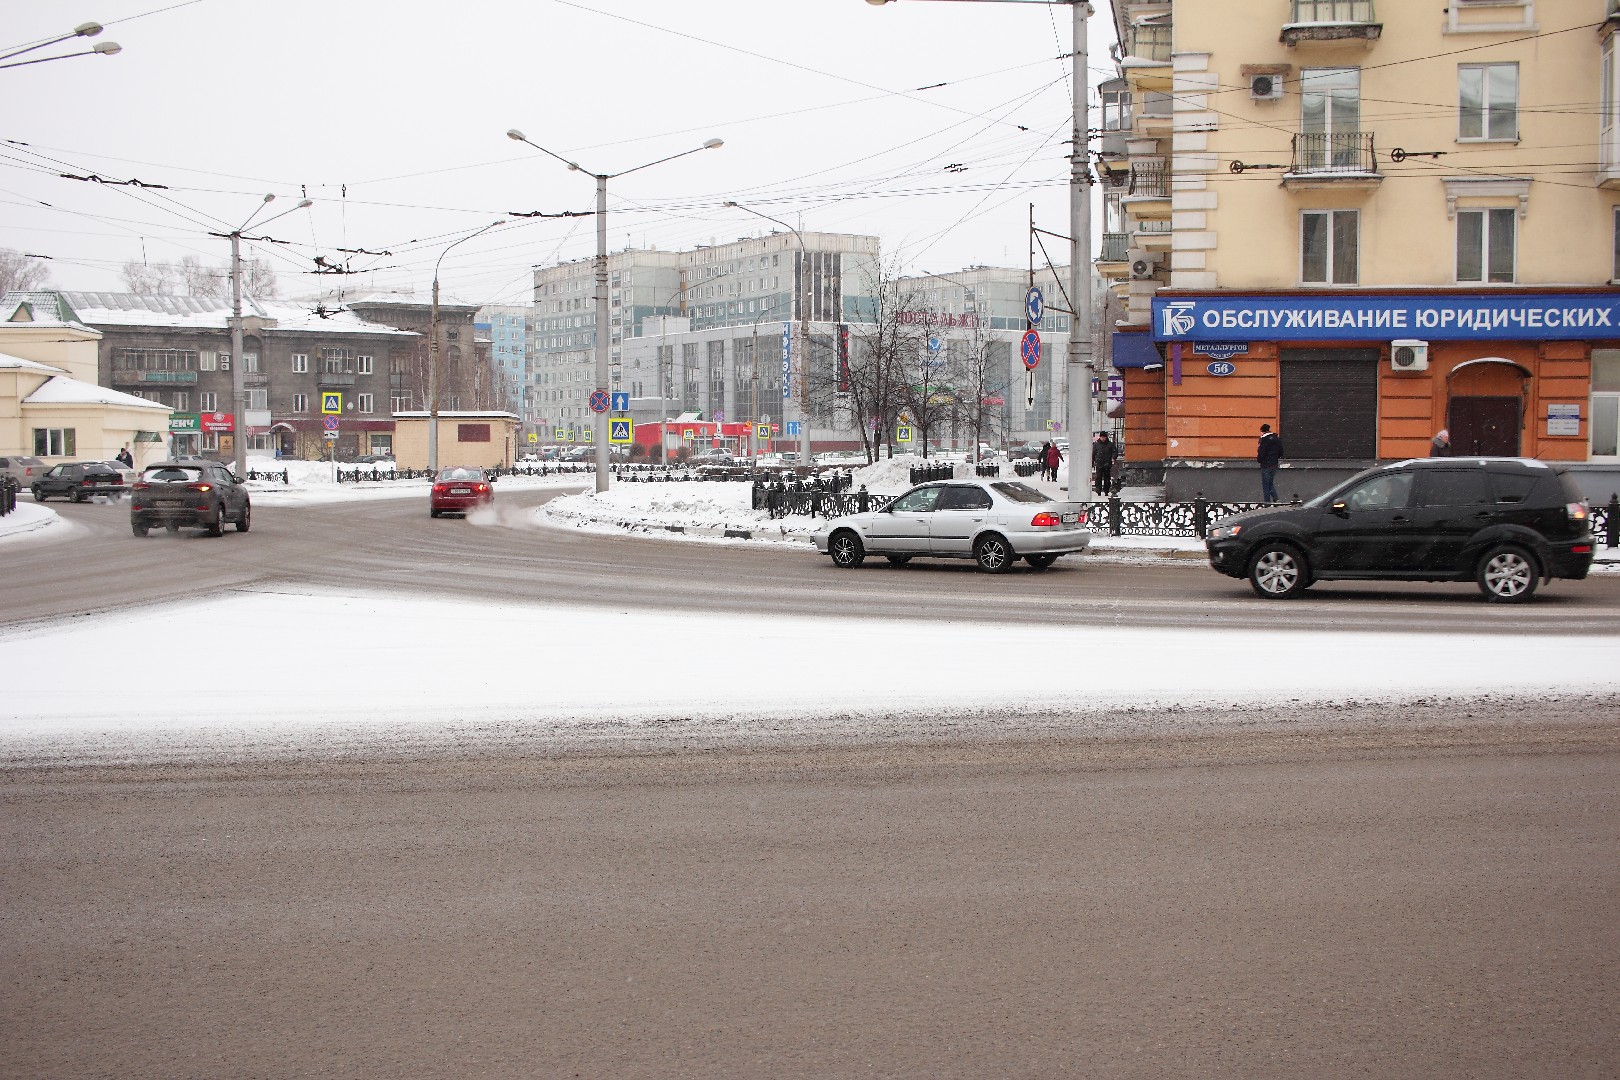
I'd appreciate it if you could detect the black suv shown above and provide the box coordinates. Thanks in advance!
[1206,458,1593,603]
[130,461,252,537]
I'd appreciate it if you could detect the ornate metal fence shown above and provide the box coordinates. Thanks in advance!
[0,476,17,515]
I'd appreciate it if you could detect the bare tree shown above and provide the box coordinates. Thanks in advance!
[0,249,52,295]
[118,255,278,299]
[944,318,1012,462]
[841,259,926,463]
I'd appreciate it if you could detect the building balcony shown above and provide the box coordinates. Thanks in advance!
[1121,22,1172,92]
[243,373,268,387]
[316,371,357,388]
[1283,0,1381,47]
[111,368,197,386]
[1284,132,1383,190]
[1132,219,1173,251]
[1099,232,1130,269]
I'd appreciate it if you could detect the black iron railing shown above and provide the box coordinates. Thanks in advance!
[1290,131,1377,175]
[0,476,17,515]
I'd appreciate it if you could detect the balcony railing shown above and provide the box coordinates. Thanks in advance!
[1100,233,1129,262]
[1290,0,1375,23]
[1135,219,1172,235]
[111,368,197,385]
[1289,131,1378,176]
[1128,160,1169,198]
[317,371,358,387]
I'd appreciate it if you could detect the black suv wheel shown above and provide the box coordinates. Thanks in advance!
[1248,542,1309,599]
[1477,544,1538,603]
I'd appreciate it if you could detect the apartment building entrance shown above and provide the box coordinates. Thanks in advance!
[1448,397,1521,457]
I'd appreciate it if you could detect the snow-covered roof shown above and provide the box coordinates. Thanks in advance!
[0,350,66,374]
[346,289,477,311]
[23,375,172,411]
[0,291,98,333]
[55,292,418,338]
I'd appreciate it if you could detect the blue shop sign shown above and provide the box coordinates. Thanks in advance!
[1152,293,1620,343]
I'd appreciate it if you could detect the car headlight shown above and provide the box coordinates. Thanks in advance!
[1208,523,1242,540]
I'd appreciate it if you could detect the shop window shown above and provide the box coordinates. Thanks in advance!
[1301,209,1358,285]
[1457,208,1515,283]
[1459,63,1518,141]
[1592,350,1620,460]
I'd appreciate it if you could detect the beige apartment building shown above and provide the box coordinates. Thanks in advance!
[1102,0,1620,500]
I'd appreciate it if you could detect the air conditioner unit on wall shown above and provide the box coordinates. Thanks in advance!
[1391,339,1429,372]
[1250,74,1283,101]
[1128,248,1161,280]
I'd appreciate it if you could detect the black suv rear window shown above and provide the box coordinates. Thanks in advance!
[1487,472,1538,504]
[1418,469,1489,506]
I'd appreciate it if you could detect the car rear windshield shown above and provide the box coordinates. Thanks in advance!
[989,482,1052,504]
[142,467,203,483]
[1554,469,1588,504]
[438,467,483,481]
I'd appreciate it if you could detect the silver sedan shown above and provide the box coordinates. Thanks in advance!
[813,479,1091,572]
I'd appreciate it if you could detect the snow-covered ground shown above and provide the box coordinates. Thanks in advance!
[2,453,1616,762]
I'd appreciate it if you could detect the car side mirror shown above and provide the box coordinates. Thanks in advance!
[232,474,245,484]
[1330,500,1349,517]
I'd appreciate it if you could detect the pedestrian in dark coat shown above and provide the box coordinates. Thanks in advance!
[1044,441,1062,482]
[1257,424,1284,503]
[115,445,134,468]
[1037,441,1052,481]
[1091,432,1116,494]
[1430,428,1452,457]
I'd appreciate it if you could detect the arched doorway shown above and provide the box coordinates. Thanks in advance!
[1446,358,1529,456]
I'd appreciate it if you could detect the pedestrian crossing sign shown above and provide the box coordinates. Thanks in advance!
[321,392,343,415]
[609,418,634,445]
[896,424,914,443]
[755,422,771,440]
[554,426,568,441]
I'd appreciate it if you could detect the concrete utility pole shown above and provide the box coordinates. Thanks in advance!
[865,0,1095,498]
[508,130,723,494]
[218,194,310,475]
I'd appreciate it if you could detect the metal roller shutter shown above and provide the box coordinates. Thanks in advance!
[1280,348,1378,459]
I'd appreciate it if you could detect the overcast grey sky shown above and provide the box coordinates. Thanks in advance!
[2,0,1116,306]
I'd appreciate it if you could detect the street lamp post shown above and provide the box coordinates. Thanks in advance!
[865,0,1095,499]
[507,129,723,493]
[725,201,815,471]
[217,194,311,475]
[429,220,507,473]
[0,21,121,70]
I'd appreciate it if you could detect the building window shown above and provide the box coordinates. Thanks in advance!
[358,393,373,414]
[173,392,189,412]
[291,353,309,373]
[1459,63,1518,141]
[391,392,412,413]
[357,354,373,375]
[199,391,217,412]
[447,396,461,410]
[1301,209,1359,285]
[1457,208,1516,283]
[1613,207,1619,282]
[246,388,267,411]
[34,428,75,456]
[242,353,259,374]
[322,348,353,374]
[201,432,219,451]
[1592,350,1620,460]
[199,351,217,371]
[292,393,309,413]
[457,423,490,443]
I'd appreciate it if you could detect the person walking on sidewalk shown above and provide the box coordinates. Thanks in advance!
[1430,428,1452,457]
[1091,431,1116,495]
[1043,440,1062,483]
[1257,424,1284,504]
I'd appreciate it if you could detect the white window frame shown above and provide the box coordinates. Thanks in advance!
[1458,63,1519,142]
[292,393,309,414]
[34,427,75,456]
[172,392,189,412]
[357,393,374,414]
[291,353,309,374]
[246,388,267,411]
[199,391,217,412]
[357,354,373,375]
[242,352,260,374]
[199,351,218,371]
[1300,209,1359,285]
[1592,349,1620,461]
[1456,207,1517,283]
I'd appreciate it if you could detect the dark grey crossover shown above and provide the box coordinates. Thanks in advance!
[130,461,252,537]
[1205,458,1593,603]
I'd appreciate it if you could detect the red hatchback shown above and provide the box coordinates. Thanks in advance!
[429,466,494,517]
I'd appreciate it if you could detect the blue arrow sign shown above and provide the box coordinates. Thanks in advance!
[1026,286,1044,327]
[611,391,629,412]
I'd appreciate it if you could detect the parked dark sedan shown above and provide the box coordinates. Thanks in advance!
[1205,457,1593,603]
[31,462,128,502]
[130,461,252,536]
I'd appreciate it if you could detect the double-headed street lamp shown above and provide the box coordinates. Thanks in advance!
[215,194,311,475]
[865,0,1095,500]
[428,219,508,473]
[0,21,121,71]
[724,201,814,471]
[507,129,723,493]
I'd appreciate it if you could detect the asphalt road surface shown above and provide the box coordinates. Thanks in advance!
[4,491,1618,1077]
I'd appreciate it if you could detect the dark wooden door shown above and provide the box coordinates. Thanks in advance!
[1448,396,1521,456]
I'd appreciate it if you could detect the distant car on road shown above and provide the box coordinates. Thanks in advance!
[0,455,46,489]
[430,466,494,517]
[691,448,739,468]
[31,462,128,502]
[1205,457,1593,603]
[354,454,394,465]
[129,461,251,536]
[814,479,1090,572]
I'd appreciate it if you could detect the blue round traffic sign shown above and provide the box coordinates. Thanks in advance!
[1020,329,1041,370]
[1025,286,1044,327]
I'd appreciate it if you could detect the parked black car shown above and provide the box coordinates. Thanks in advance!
[1205,457,1593,603]
[31,462,128,502]
[129,460,252,537]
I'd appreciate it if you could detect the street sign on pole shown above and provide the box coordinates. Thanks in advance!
[1026,286,1044,327]
[322,392,343,414]
[1020,330,1042,370]
[588,389,611,414]
[609,418,634,444]
[611,391,629,412]
[896,424,913,443]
